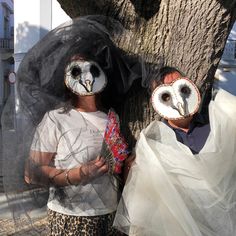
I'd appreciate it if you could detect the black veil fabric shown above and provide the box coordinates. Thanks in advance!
[1,15,141,233]
[18,16,140,125]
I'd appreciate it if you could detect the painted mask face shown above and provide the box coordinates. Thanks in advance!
[65,58,107,96]
[151,77,201,120]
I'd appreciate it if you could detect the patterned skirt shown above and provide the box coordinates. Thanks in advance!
[47,209,123,236]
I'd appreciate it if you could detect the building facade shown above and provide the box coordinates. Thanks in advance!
[0,0,14,116]
[0,0,70,180]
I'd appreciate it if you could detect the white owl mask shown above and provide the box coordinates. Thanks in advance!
[151,77,201,120]
[64,59,107,96]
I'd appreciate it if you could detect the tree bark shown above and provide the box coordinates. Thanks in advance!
[57,0,236,146]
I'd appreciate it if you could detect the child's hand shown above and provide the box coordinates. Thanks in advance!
[79,156,108,184]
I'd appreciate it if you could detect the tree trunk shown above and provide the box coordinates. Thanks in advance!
[57,0,236,146]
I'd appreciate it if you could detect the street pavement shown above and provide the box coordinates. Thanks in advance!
[0,126,48,235]
[0,192,48,235]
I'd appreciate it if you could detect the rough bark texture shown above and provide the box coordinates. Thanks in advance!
[57,0,236,147]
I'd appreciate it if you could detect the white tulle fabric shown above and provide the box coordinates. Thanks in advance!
[114,89,236,236]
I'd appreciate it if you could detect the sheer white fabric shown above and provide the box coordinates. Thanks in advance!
[114,89,236,236]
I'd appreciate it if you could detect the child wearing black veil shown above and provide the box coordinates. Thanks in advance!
[3,16,139,235]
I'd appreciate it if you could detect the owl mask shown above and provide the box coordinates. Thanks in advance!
[65,57,107,96]
[151,77,201,120]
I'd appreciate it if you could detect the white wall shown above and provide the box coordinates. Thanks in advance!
[14,0,41,55]
[12,0,71,117]
[14,0,71,71]
[52,0,71,29]
[214,21,236,95]
[219,22,236,65]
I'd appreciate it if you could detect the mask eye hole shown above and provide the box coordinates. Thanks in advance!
[161,93,171,102]
[90,64,100,77]
[71,66,81,78]
[180,86,191,96]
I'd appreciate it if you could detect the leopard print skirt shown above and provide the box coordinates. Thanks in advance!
[47,209,123,236]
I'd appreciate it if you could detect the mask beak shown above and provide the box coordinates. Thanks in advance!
[177,102,185,117]
[85,80,93,92]
[79,78,94,93]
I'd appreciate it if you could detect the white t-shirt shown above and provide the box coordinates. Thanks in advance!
[31,108,118,216]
